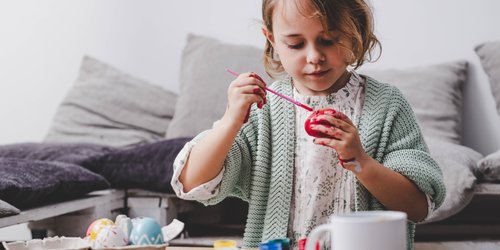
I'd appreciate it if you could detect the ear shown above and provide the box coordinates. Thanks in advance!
[262,27,275,46]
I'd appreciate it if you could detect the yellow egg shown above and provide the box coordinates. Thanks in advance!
[86,218,114,240]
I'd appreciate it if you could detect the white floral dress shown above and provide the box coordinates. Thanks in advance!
[287,71,365,245]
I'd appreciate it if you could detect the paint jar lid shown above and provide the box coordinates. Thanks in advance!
[214,239,238,250]
[259,242,282,250]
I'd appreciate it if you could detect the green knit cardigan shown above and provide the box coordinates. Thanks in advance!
[193,75,446,249]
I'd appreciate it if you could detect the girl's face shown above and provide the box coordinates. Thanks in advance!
[264,1,351,96]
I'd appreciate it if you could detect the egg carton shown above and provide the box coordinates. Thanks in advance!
[2,218,184,250]
[96,244,168,250]
[2,237,168,250]
[2,237,90,250]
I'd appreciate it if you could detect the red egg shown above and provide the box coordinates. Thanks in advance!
[304,108,347,138]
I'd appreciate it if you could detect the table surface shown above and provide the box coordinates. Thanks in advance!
[168,248,211,250]
[167,242,500,250]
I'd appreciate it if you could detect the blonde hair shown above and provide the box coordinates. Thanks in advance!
[262,0,381,78]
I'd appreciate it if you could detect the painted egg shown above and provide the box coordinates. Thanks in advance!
[86,218,114,240]
[129,217,164,245]
[304,108,348,138]
[93,225,129,248]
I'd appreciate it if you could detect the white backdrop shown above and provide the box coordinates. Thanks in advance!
[1,0,500,154]
[1,0,500,240]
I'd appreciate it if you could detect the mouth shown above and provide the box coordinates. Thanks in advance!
[306,69,330,78]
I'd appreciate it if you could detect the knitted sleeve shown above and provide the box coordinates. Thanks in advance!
[380,87,446,210]
[198,109,259,206]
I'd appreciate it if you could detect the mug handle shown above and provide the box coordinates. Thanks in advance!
[305,224,335,250]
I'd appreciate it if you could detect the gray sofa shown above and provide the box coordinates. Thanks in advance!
[1,34,500,242]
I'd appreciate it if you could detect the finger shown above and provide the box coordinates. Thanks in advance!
[242,86,266,106]
[236,72,267,89]
[240,84,266,104]
[252,89,265,109]
[249,73,268,104]
[332,118,355,133]
[249,72,267,86]
[242,93,266,110]
[231,84,265,98]
[313,137,339,149]
[314,115,354,132]
[340,116,354,126]
[312,138,353,163]
[317,113,354,127]
[232,79,266,102]
[252,87,267,102]
[228,84,266,105]
[310,124,344,140]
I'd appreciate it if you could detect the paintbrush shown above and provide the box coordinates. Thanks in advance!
[225,68,313,112]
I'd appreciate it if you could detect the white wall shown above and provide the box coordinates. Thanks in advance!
[1,0,500,241]
[0,0,264,144]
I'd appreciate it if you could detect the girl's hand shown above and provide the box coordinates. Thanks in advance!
[310,113,367,169]
[223,72,267,125]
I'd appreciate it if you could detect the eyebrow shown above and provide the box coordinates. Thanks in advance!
[280,31,332,38]
[281,33,303,38]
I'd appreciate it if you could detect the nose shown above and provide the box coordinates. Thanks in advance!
[306,45,325,64]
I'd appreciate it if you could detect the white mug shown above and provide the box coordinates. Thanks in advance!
[305,211,407,250]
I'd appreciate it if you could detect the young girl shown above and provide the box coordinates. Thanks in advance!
[171,0,445,249]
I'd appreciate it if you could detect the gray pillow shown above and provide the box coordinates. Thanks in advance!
[0,158,110,208]
[477,150,500,182]
[166,34,272,139]
[475,41,500,115]
[0,142,112,165]
[0,199,20,218]
[422,137,483,223]
[45,56,177,147]
[360,61,468,144]
[82,137,193,193]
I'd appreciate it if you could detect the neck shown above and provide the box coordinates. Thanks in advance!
[294,70,352,96]
[328,70,351,93]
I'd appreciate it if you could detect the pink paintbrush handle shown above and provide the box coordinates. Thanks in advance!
[225,69,313,112]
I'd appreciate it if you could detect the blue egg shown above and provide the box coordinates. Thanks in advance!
[129,217,164,245]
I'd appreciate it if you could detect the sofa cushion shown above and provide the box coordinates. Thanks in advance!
[0,158,110,208]
[475,41,500,115]
[45,55,177,147]
[422,137,482,223]
[360,61,468,144]
[166,34,271,139]
[0,142,113,166]
[82,137,193,193]
[477,150,500,182]
[0,138,191,194]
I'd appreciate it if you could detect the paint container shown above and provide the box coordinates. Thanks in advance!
[268,238,290,250]
[214,239,238,250]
